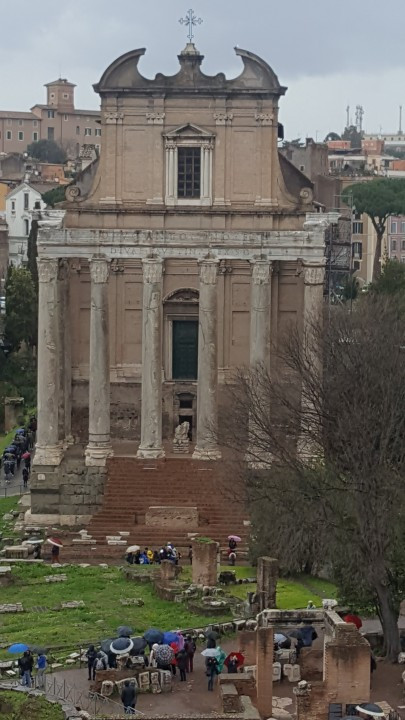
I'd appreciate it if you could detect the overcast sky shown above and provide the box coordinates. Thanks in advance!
[1,0,404,140]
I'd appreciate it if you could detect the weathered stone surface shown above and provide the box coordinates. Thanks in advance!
[45,574,67,583]
[145,506,198,528]
[60,600,85,609]
[0,603,24,613]
[120,597,145,606]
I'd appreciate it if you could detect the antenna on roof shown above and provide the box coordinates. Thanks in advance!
[399,105,403,134]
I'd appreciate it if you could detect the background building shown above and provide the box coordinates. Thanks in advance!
[6,182,46,265]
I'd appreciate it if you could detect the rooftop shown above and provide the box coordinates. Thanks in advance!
[0,111,38,120]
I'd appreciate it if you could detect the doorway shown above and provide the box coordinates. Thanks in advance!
[172,320,198,380]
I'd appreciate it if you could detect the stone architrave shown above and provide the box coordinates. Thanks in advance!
[35,258,63,466]
[257,556,278,611]
[191,539,219,586]
[193,260,221,460]
[85,256,113,466]
[137,258,165,459]
[297,260,326,460]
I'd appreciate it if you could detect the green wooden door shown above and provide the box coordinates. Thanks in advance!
[172,320,198,380]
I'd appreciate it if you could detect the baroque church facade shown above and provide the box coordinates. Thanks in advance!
[31,42,327,528]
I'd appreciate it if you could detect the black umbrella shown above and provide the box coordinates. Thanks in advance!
[204,630,220,641]
[110,637,134,655]
[143,628,164,645]
[118,625,133,638]
[130,637,147,653]
[101,637,116,654]
[29,645,47,655]
[355,704,384,718]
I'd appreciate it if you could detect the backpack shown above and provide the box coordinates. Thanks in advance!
[95,657,105,671]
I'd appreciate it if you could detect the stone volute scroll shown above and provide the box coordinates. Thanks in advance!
[65,185,81,202]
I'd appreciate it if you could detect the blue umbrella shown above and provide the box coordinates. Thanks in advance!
[16,429,26,435]
[8,643,29,654]
[163,631,179,645]
[5,446,17,454]
[143,628,164,645]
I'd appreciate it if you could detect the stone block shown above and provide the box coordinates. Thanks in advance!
[145,506,198,528]
[220,682,243,713]
[101,680,114,697]
[61,600,85,609]
[192,539,219,586]
[138,671,150,691]
[158,669,172,692]
[273,662,282,681]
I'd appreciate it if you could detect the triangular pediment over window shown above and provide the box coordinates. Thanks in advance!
[164,123,214,139]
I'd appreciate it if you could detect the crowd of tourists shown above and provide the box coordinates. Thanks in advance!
[17,648,47,689]
[125,543,184,566]
[2,416,36,487]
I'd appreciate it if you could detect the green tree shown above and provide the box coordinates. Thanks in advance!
[27,218,39,291]
[342,124,363,148]
[343,178,405,280]
[369,258,405,297]
[27,139,67,164]
[42,185,66,207]
[4,267,37,352]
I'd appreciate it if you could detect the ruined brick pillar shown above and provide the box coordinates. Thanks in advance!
[238,630,257,665]
[159,560,178,587]
[256,626,274,718]
[324,622,371,702]
[192,539,219,586]
[257,556,278,611]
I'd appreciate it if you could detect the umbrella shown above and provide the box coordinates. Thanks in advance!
[175,633,185,650]
[29,645,47,655]
[8,643,29,654]
[16,428,26,435]
[143,628,164,645]
[22,452,31,460]
[118,625,133,638]
[25,538,44,545]
[163,631,179,645]
[110,637,134,655]
[201,648,221,658]
[101,637,116,654]
[154,644,175,665]
[274,633,288,644]
[343,613,362,630]
[47,537,63,548]
[130,637,147,653]
[126,545,140,553]
[216,646,226,672]
[355,704,385,718]
[204,630,220,641]
[224,652,245,669]
[228,535,241,542]
[288,630,301,639]
[4,447,16,455]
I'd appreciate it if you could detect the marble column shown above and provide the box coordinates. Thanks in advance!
[57,260,73,447]
[247,260,272,467]
[85,256,112,466]
[297,260,326,460]
[35,258,63,466]
[193,259,221,460]
[250,260,272,371]
[137,258,164,459]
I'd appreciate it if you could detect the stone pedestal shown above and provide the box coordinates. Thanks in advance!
[257,556,278,611]
[137,259,165,459]
[256,626,274,718]
[193,260,221,460]
[35,258,63,466]
[159,560,179,587]
[191,539,219,586]
[85,256,113,466]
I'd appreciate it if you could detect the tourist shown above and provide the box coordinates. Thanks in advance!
[296,620,318,657]
[228,549,236,566]
[95,651,108,671]
[153,550,160,564]
[36,652,47,689]
[228,537,237,552]
[33,544,41,560]
[159,546,167,562]
[184,635,196,673]
[107,649,117,669]
[138,550,149,564]
[206,656,219,691]
[125,552,135,565]
[22,466,29,489]
[24,454,31,472]
[188,545,193,564]
[146,547,154,563]
[19,650,33,687]
[121,679,136,715]
[227,655,238,674]
[86,644,97,681]
[149,643,159,667]
[51,544,60,563]
[176,648,188,681]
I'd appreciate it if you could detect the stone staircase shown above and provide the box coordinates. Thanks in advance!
[60,456,249,562]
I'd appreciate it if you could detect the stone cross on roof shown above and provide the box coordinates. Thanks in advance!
[179,8,203,43]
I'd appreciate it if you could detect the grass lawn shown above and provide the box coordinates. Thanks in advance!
[0,690,64,720]
[0,496,19,539]
[0,429,19,457]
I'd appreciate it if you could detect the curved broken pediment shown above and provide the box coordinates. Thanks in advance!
[94,45,286,97]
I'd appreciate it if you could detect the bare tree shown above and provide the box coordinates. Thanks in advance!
[221,297,405,661]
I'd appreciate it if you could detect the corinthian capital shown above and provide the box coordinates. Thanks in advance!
[37,258,58,283]
[199,260,219,285]
[89,256,110,284]
[251,260,272,285]
[142,258,163,284]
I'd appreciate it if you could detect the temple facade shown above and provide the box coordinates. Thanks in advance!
[31,43,327,526]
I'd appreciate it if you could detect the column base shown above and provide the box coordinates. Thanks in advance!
[85,443,113,467]
[192,446,222,461]
[136,446,165,459]
[33,444,64,467]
